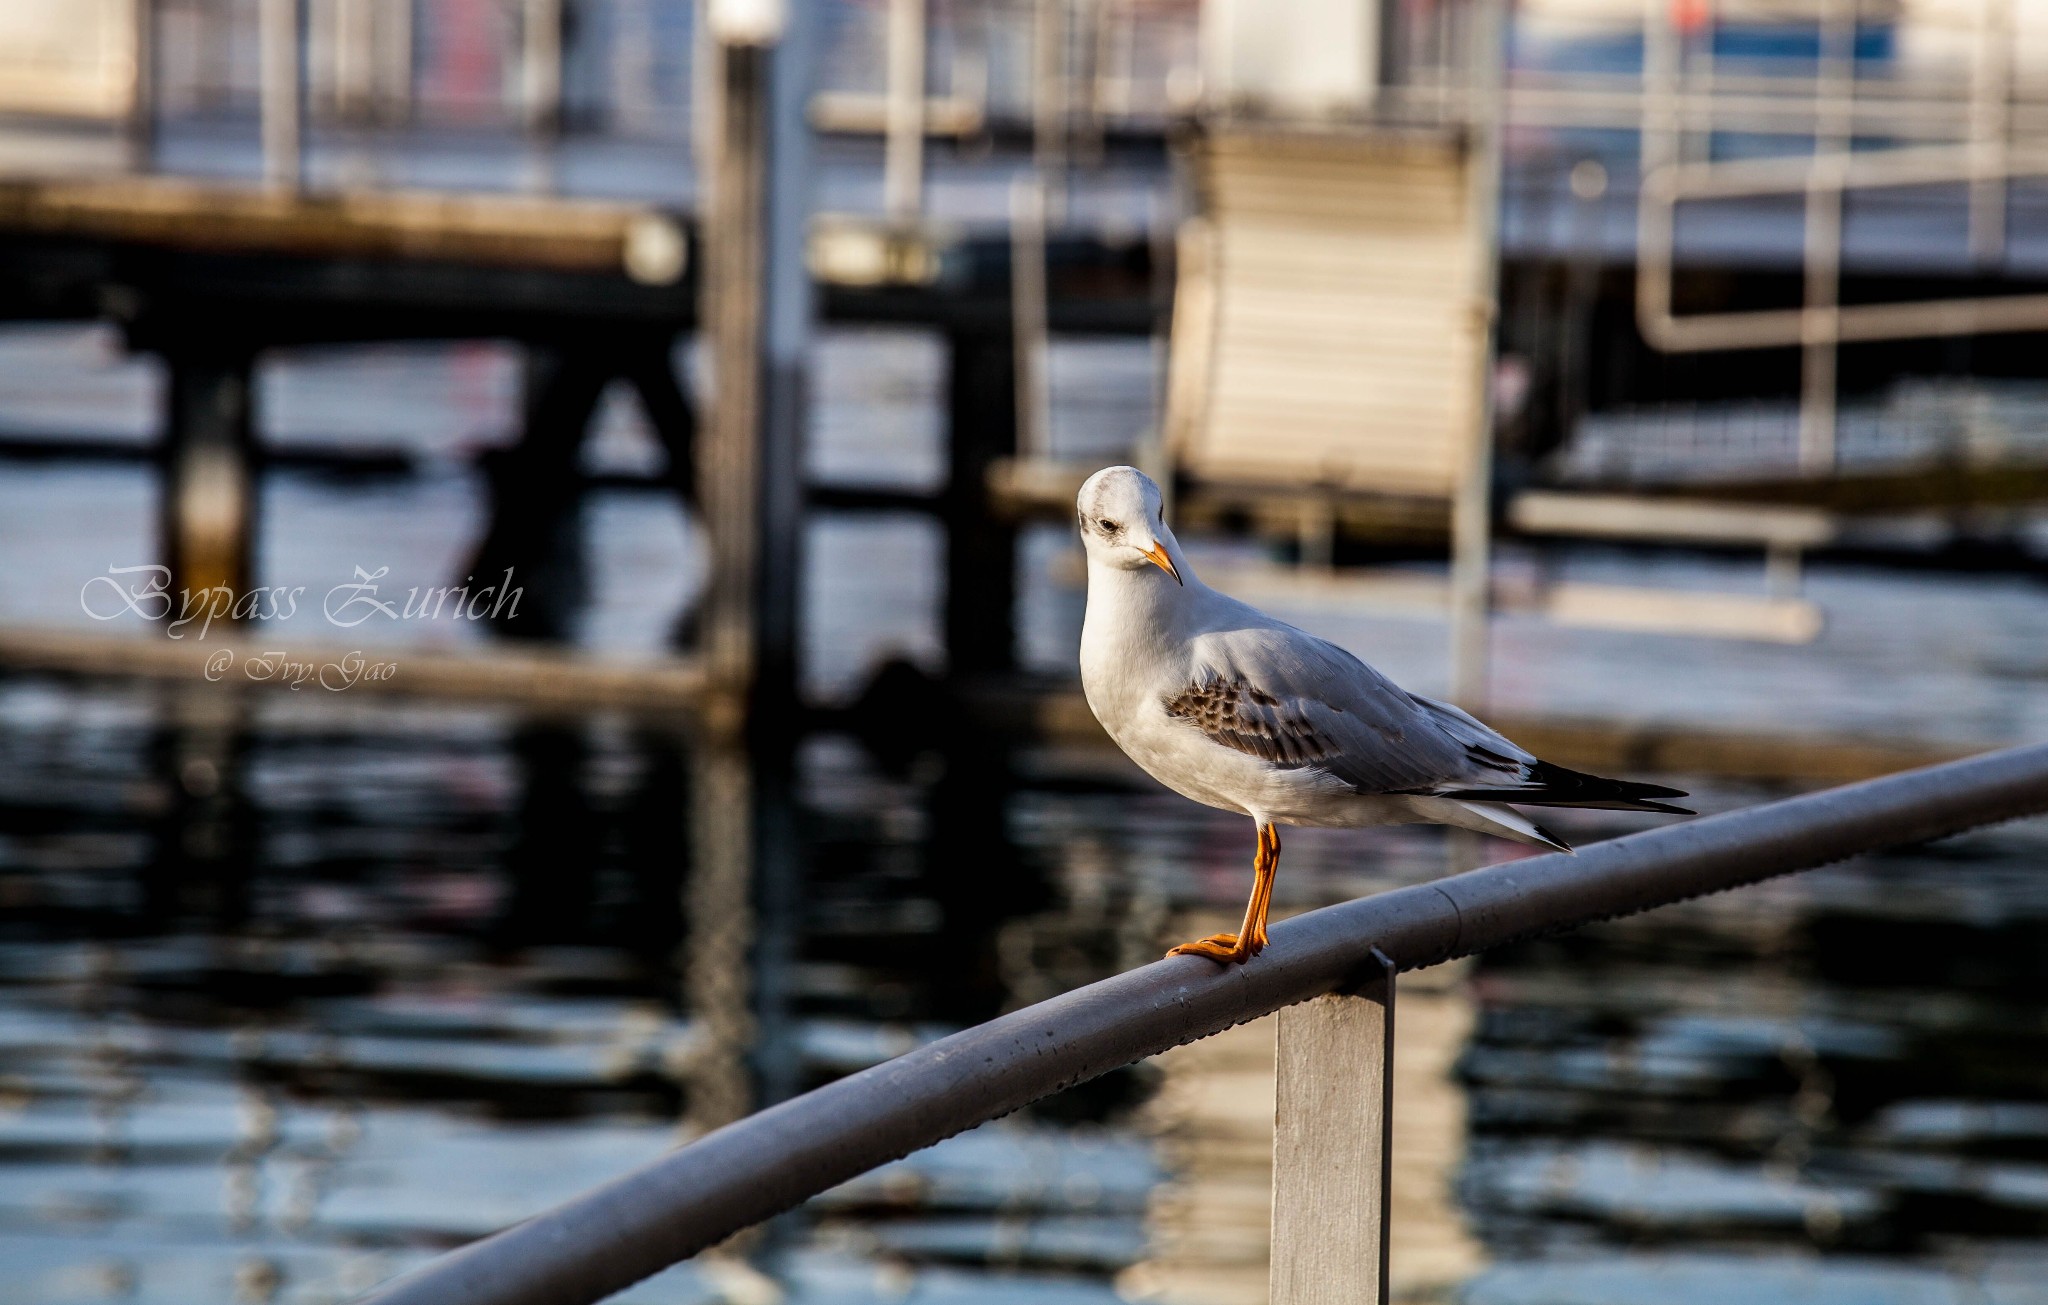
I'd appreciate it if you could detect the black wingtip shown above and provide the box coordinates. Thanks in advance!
[1629,782,1692,800]
[1432,761,1695,816]
[1636,800,1696,816]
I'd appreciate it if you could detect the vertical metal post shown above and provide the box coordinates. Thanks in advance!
[162,352,258,614]
[522,0,565,190]
[883,0,927,224]
[1640,0,1681,177]
[129,0,155,171]
[1010,175,1052,460]
[1069,0,1102,168]
[1798,0,1854,473]
[1682,0,1718,165]
[1449,0,1506,711]
[1968,0,2013,266]
[1271,949,1396,1305]
[260,0,304,190]
[523,0,565,133]
[331,0,378,119]
[1033,0,1068,218]
[1096,0,1135,120]
[1765,542,1802,599]
[375,0,414,124]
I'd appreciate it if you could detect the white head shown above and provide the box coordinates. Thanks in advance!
[1075,466,1182,585]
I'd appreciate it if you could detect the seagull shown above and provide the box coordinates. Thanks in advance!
[1076,465,1692,965]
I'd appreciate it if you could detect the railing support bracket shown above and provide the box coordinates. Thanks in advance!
[1272,946,1396,1305]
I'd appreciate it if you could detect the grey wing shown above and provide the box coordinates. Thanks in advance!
[1166,626,1520,794]
[1403,691,1538,773]
[1167,625,1693,814]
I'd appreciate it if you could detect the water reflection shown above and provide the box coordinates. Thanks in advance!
[0,674,1162,1303]
[5,672,2048,1302]
[4,321,2048,1300]
[1460,810,2048,1304]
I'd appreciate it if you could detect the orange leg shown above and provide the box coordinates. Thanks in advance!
[1168,824,1280,965]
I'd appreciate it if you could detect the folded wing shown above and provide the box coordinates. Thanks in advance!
[1167,625,1692,815]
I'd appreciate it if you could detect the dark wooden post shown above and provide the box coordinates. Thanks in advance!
[469,345,608,641]
[624,337,698,509]
[697,20,809,713]
[943,328,1020,677]
[161,350,258,612]
[144,686,255,927]
[683,0,816,1148]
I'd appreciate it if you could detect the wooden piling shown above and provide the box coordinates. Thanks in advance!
[623,338,698,509]
[470,346,606,640]
[161,351,258,613]
[1271,950,1395,1305]
[698,12,810,709]
[688,0,815,1151]
[944,328,1020,675]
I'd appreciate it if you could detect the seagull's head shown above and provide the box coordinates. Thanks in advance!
[1076,466,1182,585]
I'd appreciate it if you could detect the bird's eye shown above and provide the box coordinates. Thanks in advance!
[1098,518,1120,533]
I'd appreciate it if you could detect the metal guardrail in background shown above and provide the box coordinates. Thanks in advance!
[359,741,2048,1305]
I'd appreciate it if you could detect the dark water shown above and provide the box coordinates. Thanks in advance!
[0,677,1169,1302]
[3,328,2048,1303]
[5,672,2048,1303]
[1461,809,2048,1305]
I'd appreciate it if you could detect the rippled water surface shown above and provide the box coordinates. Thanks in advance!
[2,317,2047,1304]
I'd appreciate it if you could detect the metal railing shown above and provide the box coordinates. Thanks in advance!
[358,740,2048,1305]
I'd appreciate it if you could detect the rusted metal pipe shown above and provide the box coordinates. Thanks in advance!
[357,742,2048,1305]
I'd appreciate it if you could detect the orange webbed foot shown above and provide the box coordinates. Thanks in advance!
[1165,932,1264,965]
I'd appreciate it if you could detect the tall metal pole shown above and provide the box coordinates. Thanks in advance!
[128,0,155,171]
[1033,0,1069,219]
[1968,0,2013,267]
[883,0,927,224]
[1010,175,1051,461]
[522,0,564,191]
[374,0,414,124]
[1798,0,1856,473]
[332,0,378,119]
[260,0,304,190]
[1449,0,1507,712]
[522,0,565,134]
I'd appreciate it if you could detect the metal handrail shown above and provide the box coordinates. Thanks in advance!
[358,742,2048,1305]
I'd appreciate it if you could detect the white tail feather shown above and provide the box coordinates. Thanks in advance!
[1408,797,1575,852]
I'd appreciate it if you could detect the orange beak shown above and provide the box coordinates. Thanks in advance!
[1142,541,1183,585]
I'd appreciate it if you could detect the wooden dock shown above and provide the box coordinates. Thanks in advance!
[0,167,1153,656]
[0,625,1977,786]
[0,174,686,277]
